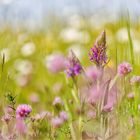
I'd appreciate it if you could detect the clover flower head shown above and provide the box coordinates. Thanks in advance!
[130,75,140,85]
[16,104,32,118]
[118,62,132,76]
[59,111,68,122]
[127,92,135,99]
[53,97,64,106]
[1,114,11,124]
[51,117,63,128]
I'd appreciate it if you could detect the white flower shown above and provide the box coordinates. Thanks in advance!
[60,28,89,43]
[60,28,80,42]
[0,48,10,62]
[116,28,134,42]
[116,28,128,42]
[14,59,33,75]
[21,42,36,56]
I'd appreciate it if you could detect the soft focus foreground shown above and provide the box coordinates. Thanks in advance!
[0,17,140,140]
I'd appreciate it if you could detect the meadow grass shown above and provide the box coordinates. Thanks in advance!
[0,17,140,140]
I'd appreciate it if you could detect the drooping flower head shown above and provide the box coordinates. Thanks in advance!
[65,50,82,77]
[89,30,108,67]
[118,62,132,76]
[16,104,32,118]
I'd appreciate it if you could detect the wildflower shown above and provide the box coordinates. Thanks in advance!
[43,111,52,119]
[29,93,40,103]
[1,114,11,124]
[65,51,82,77]
[35,111,52,120]
[5,106,14,114]
[45,53,66,73]
[0,48,10,62]
[87,86,102,105]
[53,97,64,106]
[16,104,32,118]
[130,76,140,85]
[116,28,128,42]
[118,62,132,76]
[60,27,89,43]
[21,42,36,57]
[15,74,29,87]
[85,66,101,81]
[89,31,108,67]
[52,82,63,93]
[14,59,33,75]
[87,110,96,119]
[103,102,113,112]
[51,117,63,128]
[59,111,68,122]
[127,92,135,99]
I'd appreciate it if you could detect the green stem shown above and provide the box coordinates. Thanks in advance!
[109,74,119,91]
[64,100,76,140]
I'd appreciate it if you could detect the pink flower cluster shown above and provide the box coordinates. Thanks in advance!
[127,92,135,99]
[46,53,66,73]
[16,104,32,118]
[118,62,132,76]
[85,66,101,81]
[1,114,11,124]
[51,111,68,128]
[130,75,140,85]
[53,97,64,106]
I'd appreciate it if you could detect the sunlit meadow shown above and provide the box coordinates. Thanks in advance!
[0,1,140,140]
